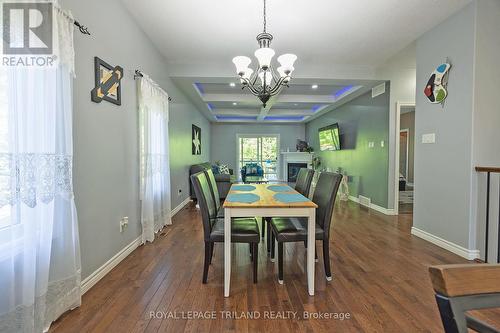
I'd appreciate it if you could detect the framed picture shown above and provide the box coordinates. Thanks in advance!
[192,125,201,155]
[91,57,123,106]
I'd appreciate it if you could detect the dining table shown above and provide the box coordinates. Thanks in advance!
[223,183,318,297]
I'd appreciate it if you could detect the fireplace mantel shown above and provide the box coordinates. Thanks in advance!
[281,152,313,181]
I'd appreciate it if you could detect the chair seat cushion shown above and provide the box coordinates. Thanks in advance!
[270,217,324,242]
[210,218,260,243]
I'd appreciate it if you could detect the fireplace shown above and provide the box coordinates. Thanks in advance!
[287,163,308,182]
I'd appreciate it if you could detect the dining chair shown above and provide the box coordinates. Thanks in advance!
[269,172,342,282]
[265,168,315,253]
[294,168,315,196]
[428,264,500,333]
[204,169,224,219]
[190,171,260,283]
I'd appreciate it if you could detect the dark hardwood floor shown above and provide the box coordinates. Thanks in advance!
[50,200,498,333]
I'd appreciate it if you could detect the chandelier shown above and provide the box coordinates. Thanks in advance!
[232,0,297,107]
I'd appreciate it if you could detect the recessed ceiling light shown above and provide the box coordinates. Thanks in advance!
[232,102,238,106]
[311,84,319,89]
[229,82,236,87]
[294,103,298,106]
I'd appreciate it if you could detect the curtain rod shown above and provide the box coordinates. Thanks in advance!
[74,20,90,35]
[134,70,172,102]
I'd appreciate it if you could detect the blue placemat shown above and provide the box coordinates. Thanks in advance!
[232,185,256,191]
[226,193,260,204]
[267,185,293,192]
[274,193,309,203]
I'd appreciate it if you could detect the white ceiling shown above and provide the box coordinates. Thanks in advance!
[122,0,471,122]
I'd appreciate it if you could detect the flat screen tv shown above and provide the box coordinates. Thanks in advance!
[319,123,341,151]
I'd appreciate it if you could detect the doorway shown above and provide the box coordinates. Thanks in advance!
[398,106,415,214]
[236,134,280,181]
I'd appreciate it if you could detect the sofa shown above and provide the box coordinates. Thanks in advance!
[189,162,235,201]
[240,163,264,183]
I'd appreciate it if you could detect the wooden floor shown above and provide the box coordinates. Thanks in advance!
[50,201,498,333]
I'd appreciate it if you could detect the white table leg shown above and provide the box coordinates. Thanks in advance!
[224,208,231,297]
[307,208,315,296]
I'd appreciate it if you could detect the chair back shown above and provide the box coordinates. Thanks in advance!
[295,168,314,197]
[312,172,342,238]
[204,169,221,212]
[190,171,217,241]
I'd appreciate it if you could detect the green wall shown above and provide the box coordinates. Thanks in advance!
[305,87,390,208]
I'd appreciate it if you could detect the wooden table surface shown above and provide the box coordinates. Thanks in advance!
[223,183,318,209]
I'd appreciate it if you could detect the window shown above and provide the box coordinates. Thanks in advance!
[237,134,279,180]
[0,71,11,230]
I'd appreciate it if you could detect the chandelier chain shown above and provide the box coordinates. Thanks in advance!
[263,0,267,33]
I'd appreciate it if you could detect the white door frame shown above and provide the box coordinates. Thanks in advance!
[400,128,410,180]
[236,133,281,181]
[394,102,415,215]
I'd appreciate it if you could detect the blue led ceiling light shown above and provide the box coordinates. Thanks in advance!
[194,82,205,95]
[216,115,258,121]
[207,103,215,112]
[334,85,354,99]
[264,116,305,121]
[311,104,324,113]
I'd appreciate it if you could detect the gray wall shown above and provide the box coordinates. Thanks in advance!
[210,124,305,177]
[305,89,390,208]
[376,43,416,209]
[414,3,476,249]
[473,0,500,260]
[62,0,210,279]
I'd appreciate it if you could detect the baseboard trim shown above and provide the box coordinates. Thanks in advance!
[171,197,192,217]
[81,236,142,295]
[411,227,480,260]
[349,195,397,216]
[81,198,191,295]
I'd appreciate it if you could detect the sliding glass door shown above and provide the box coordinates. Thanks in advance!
[237,135,279,180]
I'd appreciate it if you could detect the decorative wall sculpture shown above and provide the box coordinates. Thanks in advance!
[424,61,451,106]
[91,57,123,105]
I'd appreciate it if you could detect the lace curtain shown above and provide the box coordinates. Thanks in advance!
[137,74,171,243]
[0,4,81,333]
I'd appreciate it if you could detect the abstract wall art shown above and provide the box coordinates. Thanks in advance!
[192,124,201,155]
[91,57,123,106]
[424,61,451,106]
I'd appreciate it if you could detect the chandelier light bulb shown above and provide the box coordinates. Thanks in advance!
[277,54,297,72]
[277,66,294,76]
[254,47,275,70]
[232,56,252,76]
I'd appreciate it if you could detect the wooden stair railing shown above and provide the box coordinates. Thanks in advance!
[475,167,500,263]
[429,264,500,333]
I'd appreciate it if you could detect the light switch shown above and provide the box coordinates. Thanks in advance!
[380,141,385,147]
[422,133,436,144]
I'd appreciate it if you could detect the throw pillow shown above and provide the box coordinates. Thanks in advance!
[219,164,230,175]
[212,165,220,174]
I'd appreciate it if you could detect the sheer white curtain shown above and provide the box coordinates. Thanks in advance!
[0,4,81,333]
[137,74,171,243]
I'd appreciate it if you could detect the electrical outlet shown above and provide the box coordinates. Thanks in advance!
[120,217,129,233]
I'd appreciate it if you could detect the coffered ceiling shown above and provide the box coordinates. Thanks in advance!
[122,0,472,123]
[171,77,385,122]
